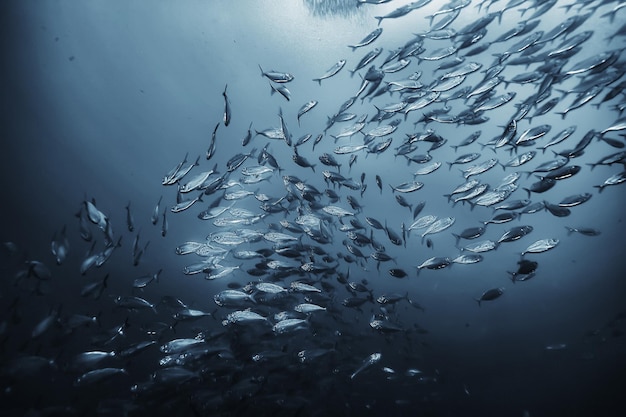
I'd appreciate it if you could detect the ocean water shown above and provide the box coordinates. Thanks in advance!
[1,0,626,416]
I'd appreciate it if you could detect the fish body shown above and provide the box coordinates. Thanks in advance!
[475,288,504,306]
[259,65,294,83]
[222,84,231,126]
[348,28,383,51]
[351,352,381,379]
[522,238,559,255]
[313,60,346,85]
[297,100,318,125]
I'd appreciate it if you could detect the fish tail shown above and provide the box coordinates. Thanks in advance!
[556,111,567,120]
[565,226,576,236]
[593,184,604,193]
[258,64,264,77]
[474,298,481,307]
[375,16,383,26]
[496,9,503,24]
[507,272,516,284]
[223,84,227,96]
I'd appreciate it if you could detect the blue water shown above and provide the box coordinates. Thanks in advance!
[1,1,626,416]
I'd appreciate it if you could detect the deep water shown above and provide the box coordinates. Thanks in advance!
[1,1,626,416]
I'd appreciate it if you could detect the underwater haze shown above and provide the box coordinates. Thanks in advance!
[1,0,626,416]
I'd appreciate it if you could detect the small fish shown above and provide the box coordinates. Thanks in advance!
[222,84,231,126]
[114,295,157,313]
[565,226,601,237]
[594,170,626,193]
[270,82,291,101]
[350,352,381,379]
[242,122,254,146]
[297,100,318,125]
[50,226,70,265]
[74,368,127,387]
[475,288,504,306]
[207,123,219,160]
[162,152,188,185]
[348,28,383,51]
[259,64,294,83]
[132,269,162,289]
[350,48,382,77]
[161,208,168,237]
[521,239,559,256]
[313,59,346,85]
[124,202,135,232]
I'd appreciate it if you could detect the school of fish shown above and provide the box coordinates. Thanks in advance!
[2,0,626,415]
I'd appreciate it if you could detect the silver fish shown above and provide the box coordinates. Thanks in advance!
[258,64,294,83]
[521,239,559,256]
[350,352,381,379]
[348,28,383,51]
[313,59,346,85]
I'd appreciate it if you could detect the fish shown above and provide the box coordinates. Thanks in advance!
[348,28,383,51]
[222,84,231,126]
[312,60,346,85]
[350,352,382,379]
[161,208,168,237]
[162,152,188,185]
[452,226,486,245]
[74,368,127,387]
[114,295,157,314]
[521,238,559,256]
[132,269,162,289]
[50,226,70,265]
[273,318,309,334]
[565,226,601,237]
[350,48,382,77]
[297,100,318,125]
[461,158,498,179]
[206,123,219,160]
[390,181,423,193]
[475,288,504,306]
[594,171,626,192]
[416,256,452,275]
[270,82,291,101]
[497,225,533,243]
[558,193,592,207]
[224,310,268,326]
[259,64,294,83]
[461,240,498,253]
